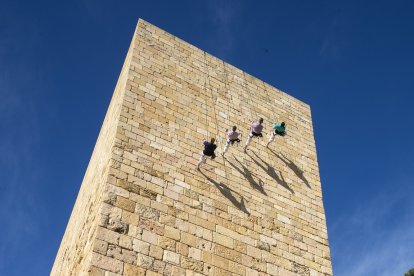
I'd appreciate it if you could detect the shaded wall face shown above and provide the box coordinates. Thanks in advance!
[68,20,331,275]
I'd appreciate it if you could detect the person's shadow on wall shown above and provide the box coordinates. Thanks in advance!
[199,170,250,215]
[249,151,294,194]
[268,149,310,188]
[226,155,267,196]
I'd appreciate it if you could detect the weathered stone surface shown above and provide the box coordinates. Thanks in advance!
[52,19,332,276]
[95,226,120,245]
[163,250,180,265]
[124,263,145,276]
[117,179,141,194]
[107,245,137,264]
[140,188,158,200]
[115,196,136,213]
[214,244,241,263]
[292,261,311,276]
[139,218,164,236]
[257,241,270,252]
[137,253,154,269]
[135,204,160,220]
[153,260,168,274]
[107,218,129,234]
[149,244,164,260]
[90,252,123,274]
[159,236,176,251]
[181,256,204,272]
[92,239,108,255]
[87,265,105,276]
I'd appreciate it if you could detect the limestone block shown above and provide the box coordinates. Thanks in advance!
[164,225,181,241]
[93,239,108,255]
[139,218,164,235]
[96,227,120,245]
[163,250,180,265]
[188,247,202,261]
[180,256,204,272]
[149,244,164,260]
[115,196,136,213]
[87,265,105,276]
[107,245,137,264]
[133,239,150,254]
[137,253,154,269]
[119,235,133,250]
[212,233,234,249]
[141,229,159,245]
[90,252,123,274]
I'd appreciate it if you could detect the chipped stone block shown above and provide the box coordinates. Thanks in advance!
[257,241,270,252]
[107,218,129,234]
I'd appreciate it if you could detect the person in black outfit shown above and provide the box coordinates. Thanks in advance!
[197,138,217,169]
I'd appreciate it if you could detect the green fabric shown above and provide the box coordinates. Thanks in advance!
[273,123,285,132]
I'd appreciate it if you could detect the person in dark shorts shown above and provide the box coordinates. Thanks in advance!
[221,126,241,157]
[244,118,264,152]
[266,122,286,148]
[197,138,217,169]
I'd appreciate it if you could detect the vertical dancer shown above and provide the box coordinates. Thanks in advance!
[197,138,217,169]
[244,118,264,152]
[221,126,241,157]
[266,122,286,147]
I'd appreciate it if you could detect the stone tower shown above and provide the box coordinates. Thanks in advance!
[52,19,332,276]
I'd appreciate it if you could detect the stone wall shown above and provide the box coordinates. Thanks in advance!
[52,19,332,276]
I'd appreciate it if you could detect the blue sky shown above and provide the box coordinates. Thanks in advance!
[1,0,413,275]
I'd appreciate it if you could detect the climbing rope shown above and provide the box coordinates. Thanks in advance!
[242,72,261,143]
[222,61,242,147]
[203,53,210,140]
[203,52,220,146]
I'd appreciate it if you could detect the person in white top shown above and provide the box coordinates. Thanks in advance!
[244,118,264,152]
[221,126,241,157]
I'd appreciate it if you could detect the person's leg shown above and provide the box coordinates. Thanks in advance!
[197,153,207,169]
[244,133,253,151]
[266,131,276,147]
[222,140,230,156]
